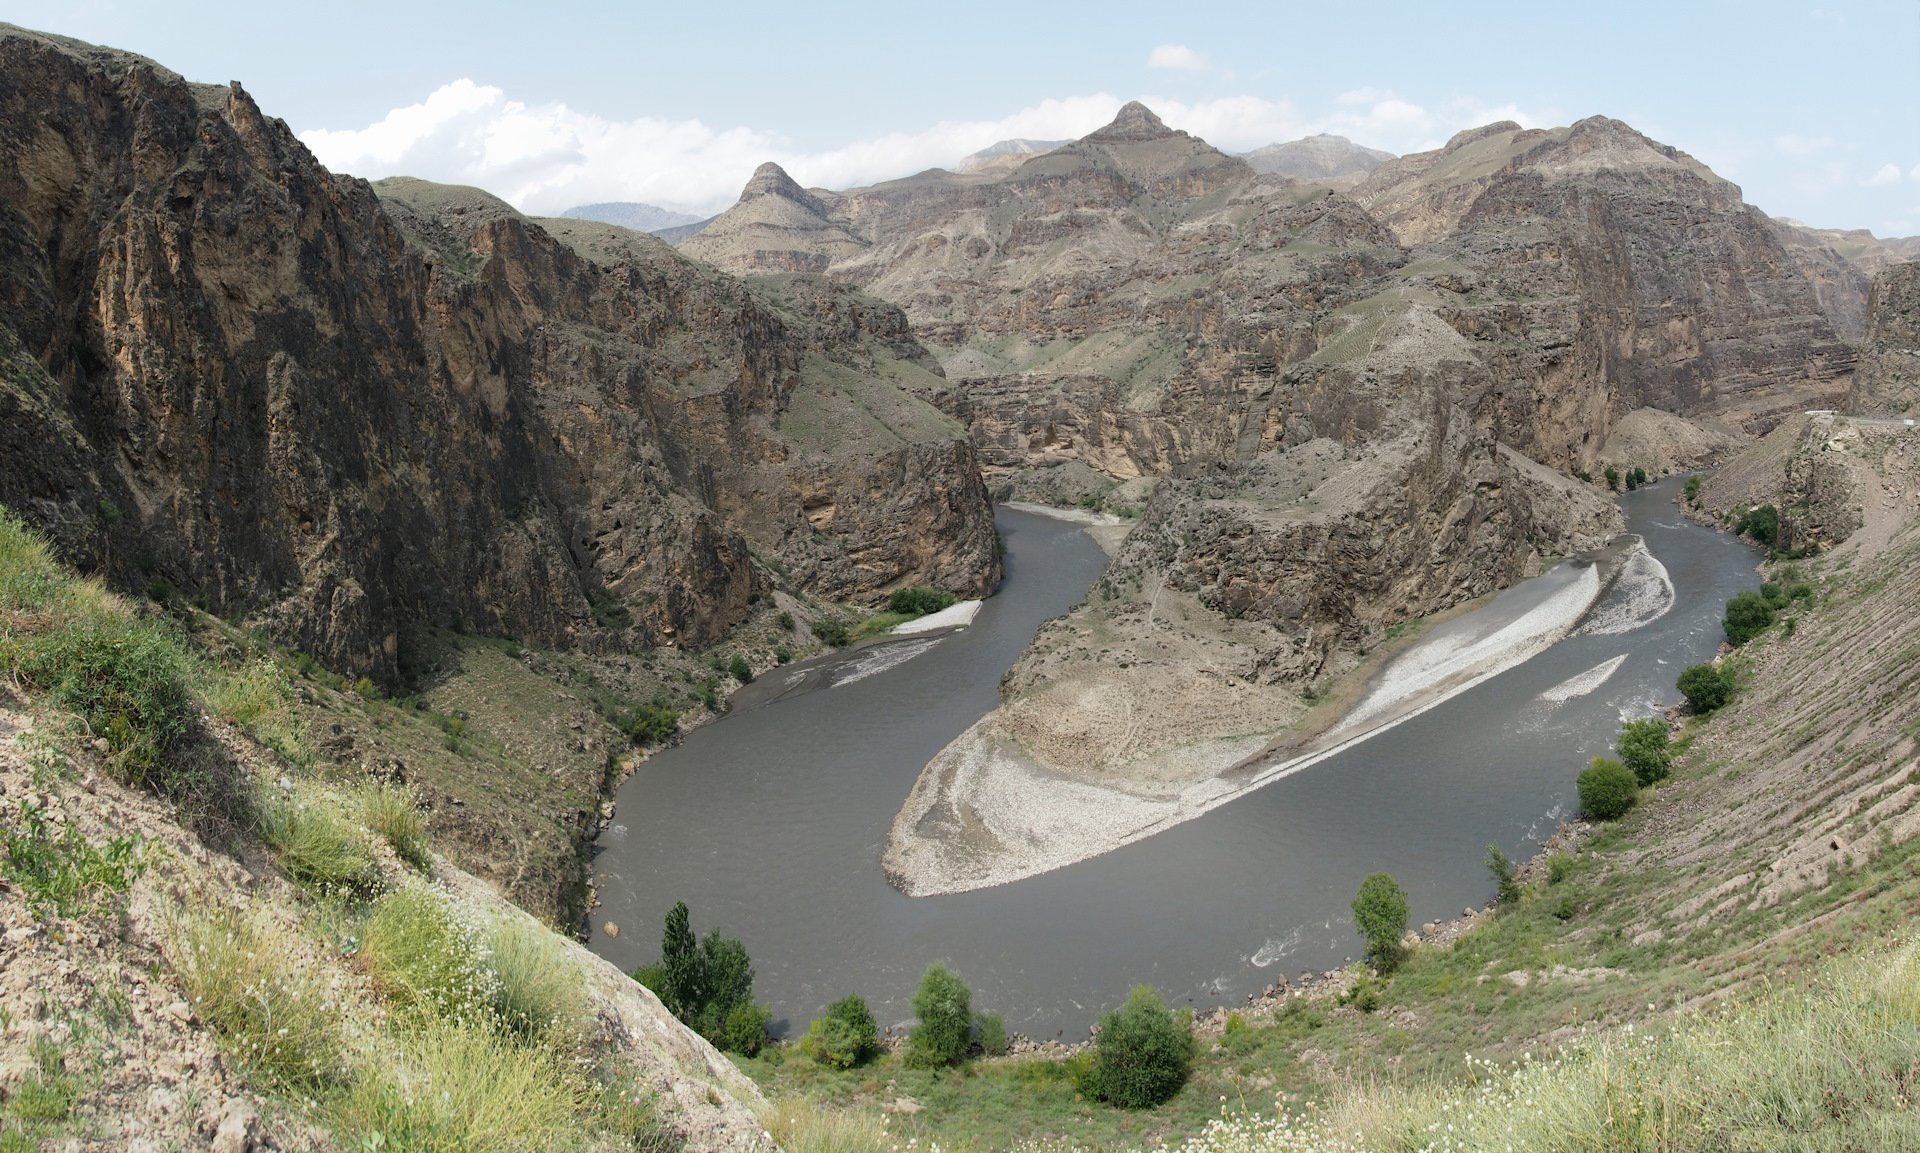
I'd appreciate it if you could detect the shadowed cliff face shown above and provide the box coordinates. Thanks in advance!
[0,27,998,682]
[1848,261,1920,416]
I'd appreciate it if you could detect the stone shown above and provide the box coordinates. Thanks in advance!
[210,1099,258,1153]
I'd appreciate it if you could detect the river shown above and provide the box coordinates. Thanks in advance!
[588,485,1758,1037]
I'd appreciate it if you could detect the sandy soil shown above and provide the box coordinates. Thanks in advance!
[884,545,1639,896]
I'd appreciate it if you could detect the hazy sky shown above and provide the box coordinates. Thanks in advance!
[17,0,1920,233]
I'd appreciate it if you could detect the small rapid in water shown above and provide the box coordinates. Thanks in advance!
[589,486,1758,1037]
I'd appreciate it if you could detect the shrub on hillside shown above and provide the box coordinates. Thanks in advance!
[1087,986,1192,1109]
[9,612,195,790]
[1616,718,1674,785]
[1723,591,1777,646]
[813,619,851,647]
[1735,504,1780,549]
[906,963,973,1068]
[1678,663,1734,714]
[728,654,753,683]
[887,587,957,617]
[1351,872,1409,972]
[804,994,880,1068]
[974,1010,1010,1057]
[255,792,376,894]
[1577,757,1639,821]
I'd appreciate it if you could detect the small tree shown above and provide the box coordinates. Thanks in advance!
[728,654,753,683]
[657,901,703,1020]
[1485,844,1520,905]
[1723,591,1776,646]
[1684,476,1703,507]
[806,994,880,1068]
[638,902,769,1054]
[1678,663,1733,714]
[1631,466,1648,488]
[1616,718,1672,785]
[1604,466,1621,491]
[1351,873,1409,972]
[974,1011,1009,1056]
[1088,987,1192,1108]
[1577,757,1639,820]
[906,963,972,1068]
[1735,505,1780,550]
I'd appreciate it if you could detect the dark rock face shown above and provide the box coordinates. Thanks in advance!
[0,28,997,682]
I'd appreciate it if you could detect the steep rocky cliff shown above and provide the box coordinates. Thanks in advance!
[0,25,997,683]
[1847,261,1920,416]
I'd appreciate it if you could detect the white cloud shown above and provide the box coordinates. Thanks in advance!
[1865,163,1903,186]
[298,83,1547,216]
[1910,163,1920,183]
[1147,44,1209,71]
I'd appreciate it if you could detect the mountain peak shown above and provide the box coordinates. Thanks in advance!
[1088,101,1173,142]
[739,161,825,213]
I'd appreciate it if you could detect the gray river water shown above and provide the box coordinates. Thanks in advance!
[588,484,1758,1037]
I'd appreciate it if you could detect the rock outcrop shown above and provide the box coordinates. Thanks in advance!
[1847,261,1920,416]
[0,25,998,683]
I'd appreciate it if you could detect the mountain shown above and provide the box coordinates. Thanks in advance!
[954,137,1069,174]
[558,200,705,233]
[0,25,998,686]
[672,100,1864,892]
[1846,260,1920,415]
[680,161,869,273]
[1241,132,1393,181]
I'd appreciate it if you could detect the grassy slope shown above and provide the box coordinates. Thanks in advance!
[750,467,1920,1150]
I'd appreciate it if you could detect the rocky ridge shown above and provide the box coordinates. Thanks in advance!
[1241,133,1393,183]
[0,24,998,685]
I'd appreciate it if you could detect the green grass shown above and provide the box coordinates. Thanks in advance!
[358,882,497,1023]
[205,657,312,767]
[165,902,352,1092]
[483,913,588,1049]
[331,1018,595,1153]
[1172,938,1920,1153]
[255,789,377,895]
[356,779,431,869]
[850,612,916,641]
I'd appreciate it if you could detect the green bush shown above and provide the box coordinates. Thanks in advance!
[805,994,881,1069]
[1485,843,1520,905]
[1546,853,1574,885]
[1735,504,1780,549]
[1087,987,1192,1109]
[1723,590,1776,646]
[640,901,768,1053]
[813,619,851,647]
[612,696,680,746]
[906,963,973,1068]
[728,654,753,683]
[722,1002,771,1057]
[1577,757,1639,821]
[1684,475,1703,506]
[774,646,792,665]
[887,587,957,616]
[1616,718,1673,785]
[975,1010,1010,1057]
[1678,663,1734,714]
[1351,873,1409,972]
[1604,466,1621,491]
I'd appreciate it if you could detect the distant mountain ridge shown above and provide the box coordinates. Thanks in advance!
[1241,133,1393,180]
[559,201,705,233]
[955,137,1070,174]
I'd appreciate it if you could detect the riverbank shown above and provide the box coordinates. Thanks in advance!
[883,537,1649,897]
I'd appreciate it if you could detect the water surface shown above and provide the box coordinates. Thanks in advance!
[589,488,1756,1036]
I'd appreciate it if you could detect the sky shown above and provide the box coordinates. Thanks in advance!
[15,0,1920,233]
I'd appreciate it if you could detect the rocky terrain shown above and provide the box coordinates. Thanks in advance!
[670,100,1871,890]
[1846,260,1920,416]
[0,24,998,690]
